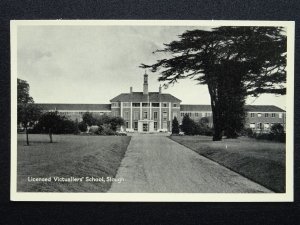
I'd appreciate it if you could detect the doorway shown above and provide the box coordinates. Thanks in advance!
[143,123,148,132]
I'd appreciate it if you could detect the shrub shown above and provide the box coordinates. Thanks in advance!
[172,117,180,134]
[78,121,87,132]
[181,114,213,136]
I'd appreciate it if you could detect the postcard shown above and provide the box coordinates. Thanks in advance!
[11,20,294,201]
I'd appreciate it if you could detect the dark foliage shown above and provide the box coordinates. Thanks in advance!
[172,117,180,134]
[181,114,213,136]
[78,121,87,132]
[141,26,286,141]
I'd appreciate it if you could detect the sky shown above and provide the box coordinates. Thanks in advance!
[17,25,286,109]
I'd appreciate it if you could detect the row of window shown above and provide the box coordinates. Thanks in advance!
[112,102,179,108]
[123,111,171,120]
[249,113,283,118]
[180,112,212,117]
[125,121,161,130]
[59,111,107,115]
[250,123,284,130]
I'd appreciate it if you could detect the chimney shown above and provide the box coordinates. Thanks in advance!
[159,85,162,94]
[130,87,133,93]
[143,72,148,95]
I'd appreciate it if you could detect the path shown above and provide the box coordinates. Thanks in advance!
[109,134,272,193]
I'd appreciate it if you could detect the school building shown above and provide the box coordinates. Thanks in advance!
[36,73,286,133]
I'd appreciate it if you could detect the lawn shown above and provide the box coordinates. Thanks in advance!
[170,135,286,192]
[17,134,131,192]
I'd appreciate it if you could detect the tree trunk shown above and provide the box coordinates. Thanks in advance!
[25,127,29,146]
[208,83,223,141]
[49,128,53,143]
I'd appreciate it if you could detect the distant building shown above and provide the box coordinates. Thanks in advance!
[36,73,286,133]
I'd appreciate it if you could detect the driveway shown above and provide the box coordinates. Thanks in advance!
[109,134,272,193]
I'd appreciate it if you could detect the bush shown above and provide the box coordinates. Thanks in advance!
[172,117,180,134]
[240,128,254,137]
[181,114,213,136]
[78,121,87,132]
[100,125,117,135]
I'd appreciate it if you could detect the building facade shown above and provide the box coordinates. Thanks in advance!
[36,73,286,133]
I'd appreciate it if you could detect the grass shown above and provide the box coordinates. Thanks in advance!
[169,135,286,192]
[17,134,131,192]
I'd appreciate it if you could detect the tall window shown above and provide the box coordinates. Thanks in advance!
[250,113,255,118]
[124,111,129,120]
[271,113,276,118]
[134,111,139,120]
[154,122,158,130]
[265,113,269,117]
[195,112,199,117]
[153,111,158,120]
[123,102,130,107]
[125,122,129,128]
[173,103,177,107]
[279,113,283,118]
[257,113,261,117]
[143,111,148,119]
[134,122,138,130]
[163,112,167,121]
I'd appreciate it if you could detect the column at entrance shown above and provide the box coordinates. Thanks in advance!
[130,102,133,129]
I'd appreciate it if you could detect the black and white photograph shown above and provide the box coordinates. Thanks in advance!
[10,20,294,201]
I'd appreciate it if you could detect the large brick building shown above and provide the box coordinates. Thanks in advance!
[36,73,286,133]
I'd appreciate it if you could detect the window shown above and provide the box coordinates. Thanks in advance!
[264,123,270,130]
[279,113,283,119]
[257,113,261,117]
[250,123,255,128]
[152,103,159,107]
[123,102,130,107]
[142,103,150,107]
[134,122,138,130]
[195,113,199,117]
[134,111,139,120]
[173,112,178,119]
[124,111,129,120]
[188,112,192,117]
[181,112,184,117]
[265,113,269,117]
[173,103,177,107]
[162,103,168,107]
[125,122,129,129]
[143,111,148,119]
[113,111,119,117]
[257,123,262,129]
[163,112,167,121]
[250,113,255,118]
[112,102,119,107]
[100,112,104,115]
[132,103,140,107]
[154,122,158,130]
[153,112,158,120]
[271,113,276,118]
[205,112,210,117]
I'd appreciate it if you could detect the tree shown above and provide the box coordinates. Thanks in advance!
[18,104,42,145]
[181,114,195,135]
[17,79,41,145]
[38,111,63,143]
[141,27,286,141]
[172,117,180,134]
[82,112,96,126]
